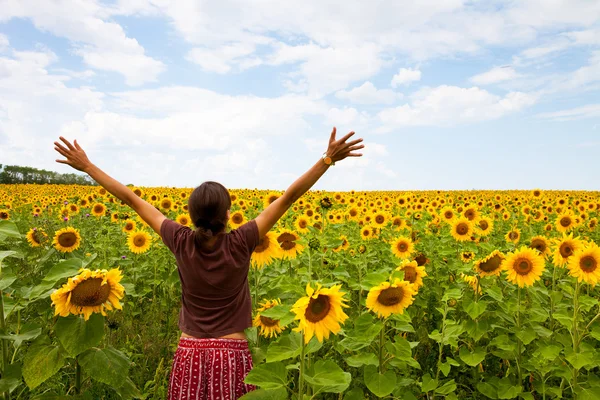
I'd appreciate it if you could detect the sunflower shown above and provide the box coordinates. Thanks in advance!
[122,219,137,233]
[476,217,494,236]
[253,299,285,338]
[91,203,106,217]
[555,211,576,233]
[53,227,82,253]
[552,233,584,268]
[263,191,282,210]
[252,232,281,269]
[291,283,349,344]
[26,228,46,247]
[332,235,350,253]
[461,273,481,294]
[505,228,521,244]
[276,230,304,259]
[390,236,414,259]
[0,210,10,220]
[160,197,173,211]
[461,251,475,263]
[229,211,246,229]
[127,230,152,254]
[51,268,125,321]
[175,214,191,227]
[366,279,415,318]
[463,206,480,222]
[440,206,456,223]
[474,250,505,277]
[502,246,546,287]
[395,259,427,289]
[371,211,389,227]
[567,243,600,286]
[450,218,473,242]
[294,216,311,234]
[529,236,551,257]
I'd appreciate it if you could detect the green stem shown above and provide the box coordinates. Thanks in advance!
[572,281,581,391]
[75,358,81,394]
[435,304,448,384]
[307,248,312,280]
[298,331,306,399]
[550,265,557,330]
[379,320,386,373]
[516,286,522,388]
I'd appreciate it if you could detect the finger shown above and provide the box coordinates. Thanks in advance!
[337,131,355,144]
[346,144,365,152]
[56,159,71,165]
[59,136,76,151]
[54,141,69,153]
[329,127,336,144]
[346,153,363,157]
[55,147,69,158]
[74,139,82,150]
[343,138,363,147]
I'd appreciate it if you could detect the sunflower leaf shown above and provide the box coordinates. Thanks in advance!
[304,360,351,394]
[364,365,397,397]
[243,361,288,390]
[0,221,20,240]
[55,313,104,357]
[238,388,288,400]
[459,346,486,367]
[22,344,65,389]
[29,258,83,300]
[78,346,131,388]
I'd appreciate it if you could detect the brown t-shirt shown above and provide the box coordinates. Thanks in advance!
[160,218,259,338]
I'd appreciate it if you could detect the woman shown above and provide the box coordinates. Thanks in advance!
[54,127,364,399]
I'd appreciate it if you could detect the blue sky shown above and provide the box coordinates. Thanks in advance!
[0,0,599,191]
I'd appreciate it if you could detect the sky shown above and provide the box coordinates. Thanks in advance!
[0,0,599,192]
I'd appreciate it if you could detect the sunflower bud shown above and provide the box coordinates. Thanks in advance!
[320,197,333,209]
[309,237,321,251]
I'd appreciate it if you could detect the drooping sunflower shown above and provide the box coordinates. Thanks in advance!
[555,211,576,233]
[390,236,414,259]
[291,283,349,344]
[53,227,82,253]
[229,211,246,229]
[395,259,427,289]
[251,232,282,269]
[253,299,285,338]
[474,250,505,277]
[552,233,584,268]
[450,218,473,242]
[567,243,600,286]
[332,235,350,253]
[529,236,551,258]
[127,230,152,254]
[276,230,304,259]
[366,279,416,318]
[122,219,137,233]
[461,273,481,294]
[502,246,546,287]
[51,268,125,321]
[91,203,106,217]
[26,228,46,247]
[505,228,521,244]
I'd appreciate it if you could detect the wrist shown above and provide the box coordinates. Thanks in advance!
[321,152,335,166]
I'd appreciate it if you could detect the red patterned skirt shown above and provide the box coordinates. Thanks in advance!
[168,337,256,400]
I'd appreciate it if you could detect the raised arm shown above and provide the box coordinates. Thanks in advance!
[54,137,166,235]
[254,127,364,238]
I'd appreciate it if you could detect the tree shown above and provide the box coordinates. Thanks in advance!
[0,165,97,185]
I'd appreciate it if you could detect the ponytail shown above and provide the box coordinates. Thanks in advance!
[188,181,231,247]
[194,218,226,245]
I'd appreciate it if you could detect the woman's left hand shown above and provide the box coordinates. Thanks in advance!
[54,136,93,172]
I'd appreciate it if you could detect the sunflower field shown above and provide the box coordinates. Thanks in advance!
[0,184,599,399]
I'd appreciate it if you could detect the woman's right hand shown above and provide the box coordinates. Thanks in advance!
[325,127,364,163]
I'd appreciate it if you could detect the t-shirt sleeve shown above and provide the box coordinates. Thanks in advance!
[160,218,190,254]
[236,220,260,254]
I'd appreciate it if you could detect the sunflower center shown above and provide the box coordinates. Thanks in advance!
[479,255,502,272]
[560,217,572,227]
[58,232,77,247]
[232,213,243,224]
[70,278,111,307]
[93,205,103,213]
[125,223,134,231]
[277,233,297,251]
[559,243,573,258]
[305,295,331,323]
[254,236,270,253]
[479,220,489,230]
[456,223,469,235]
[376,215,385,224]
[580,256,597,273]
[397,242,408,252]
[530,239,547,253]
[403,266,417,283]
[31,231,42,244]
[268,195,278,205]
[515,258,533,275]
[465,210,475,220]
[133,235,146,247]
[509,231,519,240]
[415,254,427,266]
[444,211,453,219]
[299,219,307,228]
[259,315,279,327]
[377,287,404,306]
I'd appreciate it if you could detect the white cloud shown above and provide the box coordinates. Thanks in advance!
[0,34,8,52]
[335,81,399,105]
[536,104,600,121]
[377,85,537,131]
[565,28,600,46]
[186,38,271,73]
[1,0,165,85]
[470,66,519,85]
[391,68,421,87]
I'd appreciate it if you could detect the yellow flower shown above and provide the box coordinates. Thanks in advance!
[505,228,521,244]
[291,283,349,344]
[229,211,246,229]
[474,250,505,277]
[529,236,551,258]
[127,230,152,254]
[91,203,106,217]
[366,279,415,318]
[332,235,350,253]
[450,218,473,242]
[555,211,576,233]
[275,230,304,259]
[476,217,494,236]
[390,236,414,259]
[122,219,137,233]
[253,299,284,338]
[461,273,481,294]
[53,227,82,253]
[26,228,46,247]
[294,216,311,234]
[51,268,125,321]
[567,243,600,286]
[395,259,427,289]
[502,246,546,288]
[175,214,191,227]
[552,233,584,268]
[251,232,282,269]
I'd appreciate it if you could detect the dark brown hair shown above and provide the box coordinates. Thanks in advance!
[188,181,231,245]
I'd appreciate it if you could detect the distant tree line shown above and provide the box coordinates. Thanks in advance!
[0,164,97,185]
